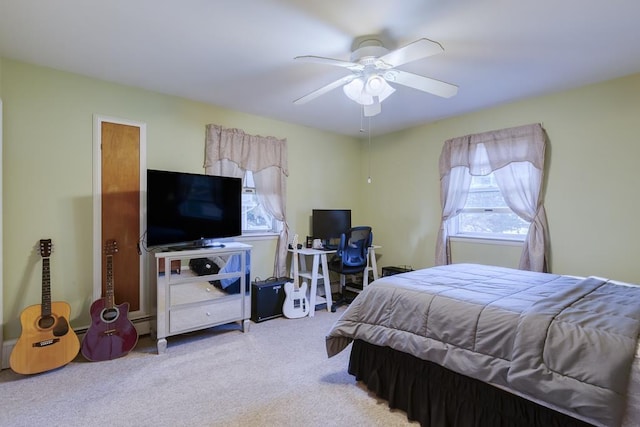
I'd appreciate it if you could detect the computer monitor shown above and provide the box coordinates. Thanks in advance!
[312,209,352,248]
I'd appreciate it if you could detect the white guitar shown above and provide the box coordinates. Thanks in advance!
[283,235,309,319]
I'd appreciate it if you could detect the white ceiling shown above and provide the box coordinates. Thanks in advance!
[2,0,640,137]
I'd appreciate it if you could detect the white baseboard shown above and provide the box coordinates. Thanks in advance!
[2,339,15,370]
[1,318,152,370]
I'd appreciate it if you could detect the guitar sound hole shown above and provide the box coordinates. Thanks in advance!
[101,308,119,323]
[53,316,70,337]
[38,315,55,329]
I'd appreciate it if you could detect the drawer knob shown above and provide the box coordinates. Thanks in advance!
[206,312,211,316]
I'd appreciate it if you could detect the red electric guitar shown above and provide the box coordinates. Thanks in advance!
[81,239,138,361]
[10,239,80,374]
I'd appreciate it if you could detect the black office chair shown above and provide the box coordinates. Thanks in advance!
[328,226,373,312]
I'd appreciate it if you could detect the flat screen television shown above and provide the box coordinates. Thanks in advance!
[312,209,352,248]
[146,169,242,248]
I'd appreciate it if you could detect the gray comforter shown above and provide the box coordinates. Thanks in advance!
[326,264,640,427]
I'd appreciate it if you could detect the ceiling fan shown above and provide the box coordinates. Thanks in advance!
[294,36,458,117]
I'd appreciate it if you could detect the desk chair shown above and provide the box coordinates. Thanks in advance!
[328,226,373,312]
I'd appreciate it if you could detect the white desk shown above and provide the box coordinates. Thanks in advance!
[289,247,334,316]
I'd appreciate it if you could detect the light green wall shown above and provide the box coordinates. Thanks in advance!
[3,56,640,341]
[1,58,360,340]
[450,239,522,268]
[365,73,640,283]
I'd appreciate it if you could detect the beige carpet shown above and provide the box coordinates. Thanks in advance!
[0,307,416,426]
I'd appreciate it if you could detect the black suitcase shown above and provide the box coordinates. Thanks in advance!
[251,277,290,322]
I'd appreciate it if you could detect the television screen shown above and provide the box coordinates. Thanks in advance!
[312,209,352,244]
[146,169,242,248]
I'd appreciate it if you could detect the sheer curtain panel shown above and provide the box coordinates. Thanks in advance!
[204,124,289,277]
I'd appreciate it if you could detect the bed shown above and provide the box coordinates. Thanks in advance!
[326,263,640,427]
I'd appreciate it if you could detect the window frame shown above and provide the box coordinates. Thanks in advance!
[450,173,530,242]
[241,171,280,235]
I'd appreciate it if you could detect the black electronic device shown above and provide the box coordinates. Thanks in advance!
[312,209,351,248]
[382,266,414,277]
[146,169,242,248]
[251,277,290,322]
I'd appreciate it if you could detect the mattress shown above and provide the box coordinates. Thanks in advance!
[326,264,640,427]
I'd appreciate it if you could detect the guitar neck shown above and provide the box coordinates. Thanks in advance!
[105,254,115,309]
[293,250,299,289]
[41,257,52,318]
[292,235,300,289]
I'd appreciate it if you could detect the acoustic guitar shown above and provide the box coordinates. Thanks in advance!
[283,234,309,319]
[9,239,80,374]
[81,239,138,361]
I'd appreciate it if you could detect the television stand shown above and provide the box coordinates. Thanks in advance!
[150,242,252,354]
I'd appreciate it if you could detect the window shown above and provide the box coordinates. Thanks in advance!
[241,171,279,234]
[437,123,548,270]
[453,173,530,239]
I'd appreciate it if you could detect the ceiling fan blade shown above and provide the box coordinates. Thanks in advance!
[293,74,357,105]
[294,55,364,72]
[376,38,444,68]
[385,69,458,98]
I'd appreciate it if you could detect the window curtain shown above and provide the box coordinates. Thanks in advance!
[204,124,289,277]
[436,123,549,272]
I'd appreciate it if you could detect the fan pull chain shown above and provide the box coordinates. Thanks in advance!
[367,116,372,184]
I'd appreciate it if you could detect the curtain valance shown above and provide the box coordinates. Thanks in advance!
[204,124,288,175]
[439,123,545,177]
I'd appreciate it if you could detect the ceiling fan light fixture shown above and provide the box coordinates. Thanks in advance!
[365,75,385,95]
[343,78,373,105]
[343,75,395,108]
[367,75,395,102]
[363,100,381,117]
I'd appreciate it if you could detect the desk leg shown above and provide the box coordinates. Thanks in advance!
[299,253,308,274]
[364,247,379,289]
[308,255,319,317]
[370,247,379,280]
[320,254,332,312]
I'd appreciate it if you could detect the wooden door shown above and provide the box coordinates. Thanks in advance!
[101,122,141,311]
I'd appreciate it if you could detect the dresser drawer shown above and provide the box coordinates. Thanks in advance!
[169,297,242,334]
[170,281,228,306]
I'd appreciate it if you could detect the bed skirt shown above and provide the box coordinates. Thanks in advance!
[348,340,593,427]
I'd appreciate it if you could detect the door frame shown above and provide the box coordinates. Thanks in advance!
[92,115,148,319]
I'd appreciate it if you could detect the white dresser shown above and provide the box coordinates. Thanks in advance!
[150,242,251,354]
